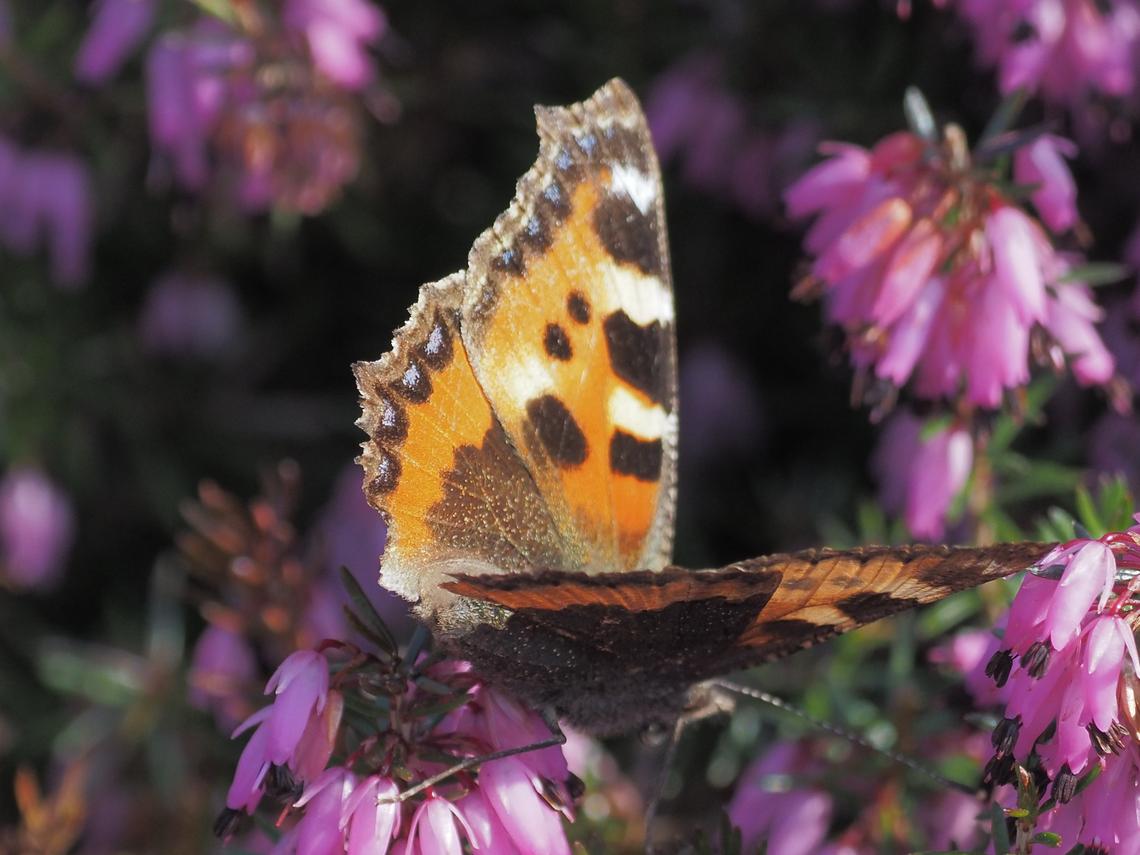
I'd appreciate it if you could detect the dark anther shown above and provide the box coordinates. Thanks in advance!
[1088,722,1127,756]
[1011,19,1037,42]
[213,807,244,840]
[265,763,302,801]
[982,752,1016,788]
[1051,765,1078,804]
[985,649,1014,687]
[1023,641,1051,678]
[992,717,1020,756]
[566,772,586,803]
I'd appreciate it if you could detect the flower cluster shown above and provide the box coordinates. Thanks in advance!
[75,0,385,214]
[786,124,1115,412]
[181,463,404,730]
[940,0,1140,112]
[217,647,575,854]
[968,527,1140,850]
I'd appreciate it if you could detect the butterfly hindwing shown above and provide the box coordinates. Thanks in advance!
[354,274,569,609]
[442,541,1054,671]
[460,78,678,574]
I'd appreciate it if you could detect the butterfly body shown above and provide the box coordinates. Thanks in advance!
[355,79,1053,736]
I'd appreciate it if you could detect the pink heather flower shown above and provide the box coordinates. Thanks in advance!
[481,689,569,785]
[265,650,330,763]
[786,123,1113,409]
[1014,135,1079,233]
[458,789,523,854]
[929,627,1006,706]
[405,795,477,855]
[974,523,1140,848]
[0,467,75,590]
[293,768,355,855]
[226,649,339,811]
[228,707,274,812]
[188,624,257,729]
[139,272,243,359]
[283,0,385,90]
[476,758,572,855]
[727,743,832,855]
[872,411,973,540]
[341,775,399,855]
[74,0,155,85]
[947,0,1140,110]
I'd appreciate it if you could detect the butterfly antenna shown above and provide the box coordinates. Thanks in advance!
[643,714,686,845]
[711,679,976,795]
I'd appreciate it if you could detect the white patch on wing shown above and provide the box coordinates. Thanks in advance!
[601,265,674,325]
[502,352,554,403]
[608,386,667,440]
[609,163,658,215]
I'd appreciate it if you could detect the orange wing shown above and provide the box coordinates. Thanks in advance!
[354,275,569,608]
[460,79,678,574]
[355,80,678,616]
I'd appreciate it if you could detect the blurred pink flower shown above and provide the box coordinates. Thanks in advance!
[188,623,257,729]
[144,12,369,214]
[314,465,412,639]
[678,341,763,468]
[139,271,243,358]
[647,55,818,220]
[872,411,973,539]
[728,742,832,855]
[0,467,75,590]
[946,0,1140,110]
[786,124,1114,410]
[74,0,155,85]
[283,0,385,90]
[1014,134,1079,233]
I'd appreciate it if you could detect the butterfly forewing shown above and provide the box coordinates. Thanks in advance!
[461,79,679,574]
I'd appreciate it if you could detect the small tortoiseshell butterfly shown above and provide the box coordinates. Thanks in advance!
[353,79,1051,736]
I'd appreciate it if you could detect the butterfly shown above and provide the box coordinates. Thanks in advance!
[353,78,1052,737]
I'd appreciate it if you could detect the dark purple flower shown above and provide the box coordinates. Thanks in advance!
[139,271,243,358]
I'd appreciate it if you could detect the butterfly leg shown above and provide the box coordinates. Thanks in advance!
[711,678,976,795]
[643,686,736,850]
[379,708,568,804]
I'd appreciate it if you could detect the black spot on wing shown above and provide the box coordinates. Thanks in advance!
[593,192,661,276]
[567,291,591,324]
[543,323,572,360]
[526,395,588,467]
[609,431,662,482]
[603,311,669,408]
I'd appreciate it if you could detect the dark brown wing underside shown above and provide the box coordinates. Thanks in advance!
[443,541,1055,672]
